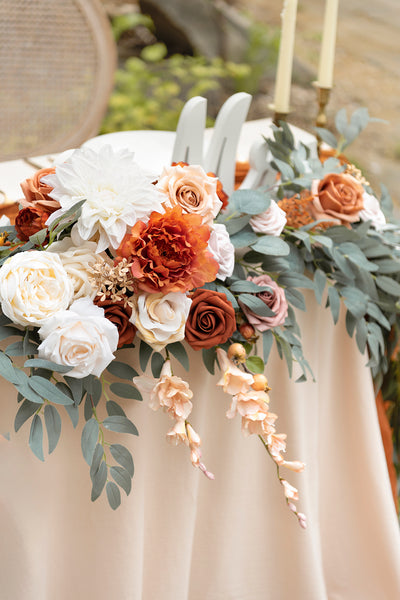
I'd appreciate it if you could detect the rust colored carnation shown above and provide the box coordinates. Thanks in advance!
[94,295,136,348]
[20,167,60,212]
[116,206,218,294]
[310,172,364,225]
[15,206,50,242]
[185,288,236,350]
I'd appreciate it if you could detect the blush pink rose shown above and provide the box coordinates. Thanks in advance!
[238,274,288,332]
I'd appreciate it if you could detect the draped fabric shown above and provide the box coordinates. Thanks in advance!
[1,292,399,599]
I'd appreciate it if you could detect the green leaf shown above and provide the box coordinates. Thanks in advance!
[251,236,290,256]
[334,108,348,135]
[284,288,306,311]
[0,325,23,340]
[5,340,38,356]
[110,465,132,496]
[110,382,142,400]
[103,415,138,436]
[29,414,44,461]
[327,286,340,324]
[106,481,121,510]
[14,399,37,432]
[151,352,164,378]
[375,276,400,296]
[29,228,48,246]
[215,284,239,310]
[239,294,275,317]
[277,273,314,289]
[106,400,126,417]
[64,376,84,406]
[273,158,294,180]
[139,340,152,372]
[341,286,368,319]
[24,358,72,373]
[81,418,99,465]
[28,376,74,405]
[166,342,189,371]
[366,302,391,330]
[315,127,338,148]
[229,189,271,215]
[44,405,62,454]
[223,214,250,235]
[314,269,327,304]
[91,460,107,502]
[230,281,272,294]
[262,330,274,363]
[230,228,259,248]
[64,404,79,428]
[110,444,134,477]
[245,356,264,374]
[90,443,105,480]
[355,318,368,353]
[345,311,357,337]
[0,350,20,383]
[202,347,216,375]
[106,360,138,380]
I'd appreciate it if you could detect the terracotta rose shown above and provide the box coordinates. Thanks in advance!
[310,173,364,225]
[20,167,60,212]
[185,289,236,350]
[94,296,136,348]
[15,206,50,242]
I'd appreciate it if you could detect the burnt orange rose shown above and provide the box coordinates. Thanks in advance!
[20,167,60,212]
[116,206,218,294]
[93,296,136,348]
[15,206,50,242]
[310,173,364,225]
[185,289,236,350]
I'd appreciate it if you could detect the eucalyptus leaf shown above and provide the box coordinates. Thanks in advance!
[90,443,105,480]
[91,461,107,502]
[106,360,139,380]
[106,481,121,510]
[151,352,164,378]
[106,400,126,417]
[229,189,271,215]
[110,465,132,496]
[110,444,134,477]
[44,404,62,454]
[251,236,290,257]
[375,276,400,296]
[110,382,142,401]
[28,376,74,405]
[202,347,216,375]
[81,418,99,465]
[14,399,37,432]
[166,342,189,371]
[327,286,340,324]
[24,358,72,373]
[262,330,274,363]
[64,403,79,428]
[238,294,275,317]
[139,340,152,372]
[29,414,44,461]
[103,415,138,436]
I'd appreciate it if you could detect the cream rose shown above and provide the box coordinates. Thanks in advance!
[37,297,118,378]
[249,200,287,236]
[48,237,109,300]
[131,291,192,351]
[0,250,74,326]
[156,163,222,226]
[208,223,235,281]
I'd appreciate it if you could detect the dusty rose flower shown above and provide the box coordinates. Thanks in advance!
[20,167,60,212]
[150,360,193,420]
[14,206,50,241]
[249,200,287,236]
[117,206,218,294]
[94,295,135,348]
[156,163,222,225]
[216,348,253,395]
[185,289,236,350]
[238,274,288,332]
[208,223,235,281]
[310,172,364,225]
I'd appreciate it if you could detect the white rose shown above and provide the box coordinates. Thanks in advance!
[0,250,74,326]
[208,223,235,281]
[48,237,109,300]
[0,215,11,227]
[38,297,118,378]
[249,200,287,236]
[156,164,222,226]
[131,291,192,351]
[359,192,386,231]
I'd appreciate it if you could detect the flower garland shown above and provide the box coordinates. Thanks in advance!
[0,107,399,522]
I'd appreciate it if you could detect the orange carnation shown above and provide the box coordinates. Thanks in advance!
[116,206,219,294]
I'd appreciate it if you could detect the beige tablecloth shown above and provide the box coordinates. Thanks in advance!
[0,291,399,600]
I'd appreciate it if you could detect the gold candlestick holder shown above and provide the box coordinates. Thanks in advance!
[268,104,290,127]
[314,83,331,130]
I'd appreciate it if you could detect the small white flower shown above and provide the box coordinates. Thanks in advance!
[359,191,386,230]
[249,200,287,236]
[0,250,74,326]
[45,145,165,252]
[38,297,118,378]
[0,215,11,227]
[131,291,192,351]
[208,223,235,281]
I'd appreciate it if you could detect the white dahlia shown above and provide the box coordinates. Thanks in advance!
[44,145,164,252]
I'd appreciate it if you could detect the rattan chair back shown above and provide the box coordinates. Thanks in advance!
[0,0,116,161]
